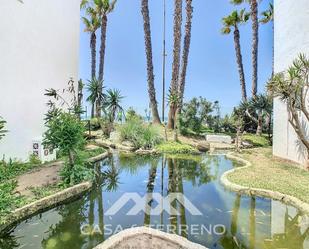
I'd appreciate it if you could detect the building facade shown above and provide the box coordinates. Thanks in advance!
[0,0,80,161]
[273,0,309,165]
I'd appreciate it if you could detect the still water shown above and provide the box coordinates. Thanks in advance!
[1,153,308,249]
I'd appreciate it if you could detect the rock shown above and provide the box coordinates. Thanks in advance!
[121,140,135,148]
[135,148,157,155]
[242,141,253,148]
[206,135,232,144]
[196,142,210,152]
[109,131,121,144]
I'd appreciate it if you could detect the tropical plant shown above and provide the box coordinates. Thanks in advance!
[231,0,259,98]
[86,78,104,118]
[77,79,84,120]
[0,117,7,141]
[178,0,193,112]
[222,9,250,102]
[104,88,124,122]
[141,0,161,124]
[267,54,309,166]
[167,0,183,129]
[81,7,101,79]
[247,94,273,135]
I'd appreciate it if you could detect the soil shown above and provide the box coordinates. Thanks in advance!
[15,161,63,197]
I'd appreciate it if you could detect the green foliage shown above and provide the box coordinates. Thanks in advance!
[242,134,270,147]
[103,88,124,122]
[126,107,142,121]
[0,156,42,182]
[0,181,26,221]
[155,142,198,154]
[179,97,214,135]
[43,112,85,157]
[89,118,101,130]
[0,116,7,141]
[220,114,237,133]
[60,156,94,186]
[79,147,106,158]
[118,117,162,149]
[30,185,61,200]
[221,9,250,34]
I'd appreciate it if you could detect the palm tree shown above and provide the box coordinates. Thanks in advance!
[178,0,193,113]
[86,78,104,118]
[260,3,274,76]
[141,0,161,124]
[81,7,101,79]
[104,89,124,122]
[0,117,7,141]
[167,0,183,130]
[81,0,117,118]
[222,9,250,102]
[231,0,259,99]
[249,93,272,136]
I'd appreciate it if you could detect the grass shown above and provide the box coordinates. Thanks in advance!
[156,141,199,154]
[228,147,309,203]
[29,185,63,200]
[242,133,270,147]
[79,147,106,158]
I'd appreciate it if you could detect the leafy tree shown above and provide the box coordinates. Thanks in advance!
[268,54,309,164]
[104,89,124,122]
[44,112,85,170]
[141,0,161,124]
[222,9,250,102]
[231,0,259,98]
[180,97,213,134]
[86,78,105,118]
[0,116,7,141]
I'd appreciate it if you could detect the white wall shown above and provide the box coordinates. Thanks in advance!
[273,0,309,165]
[0,0,80,161]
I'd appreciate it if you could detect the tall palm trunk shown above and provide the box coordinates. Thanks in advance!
[96,15,108,118]
[91,103,95,118]
[167,0,183,129]
[177,0,193,113]
[141,0,161,124]
[90,32,97,79]
[233,26,247,102]
[251,0,258,98]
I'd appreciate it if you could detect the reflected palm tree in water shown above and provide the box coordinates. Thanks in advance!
[101,157,121,192]
[144,160,158,226]
[218,194,249,249]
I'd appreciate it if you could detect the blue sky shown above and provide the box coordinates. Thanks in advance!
[79,0,273,117]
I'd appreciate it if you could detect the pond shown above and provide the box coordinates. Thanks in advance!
[1,153,309,249]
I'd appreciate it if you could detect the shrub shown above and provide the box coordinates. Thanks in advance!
[0,181,26,220]
[60,155,94,186]
[118,117,162,149]
[90,118,101,130]
[155,142,198,154]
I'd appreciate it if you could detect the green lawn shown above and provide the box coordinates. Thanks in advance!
[228,147,309,204]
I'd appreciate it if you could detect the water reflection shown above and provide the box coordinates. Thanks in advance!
[0,154,308,249]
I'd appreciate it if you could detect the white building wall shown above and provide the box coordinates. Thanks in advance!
[273,0,309,165]
[0,0,80,161]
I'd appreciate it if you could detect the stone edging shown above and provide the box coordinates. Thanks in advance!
[94,227,207,249]
[221,153,309,215]
[0,181,92,234]
[0,152,110,234]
